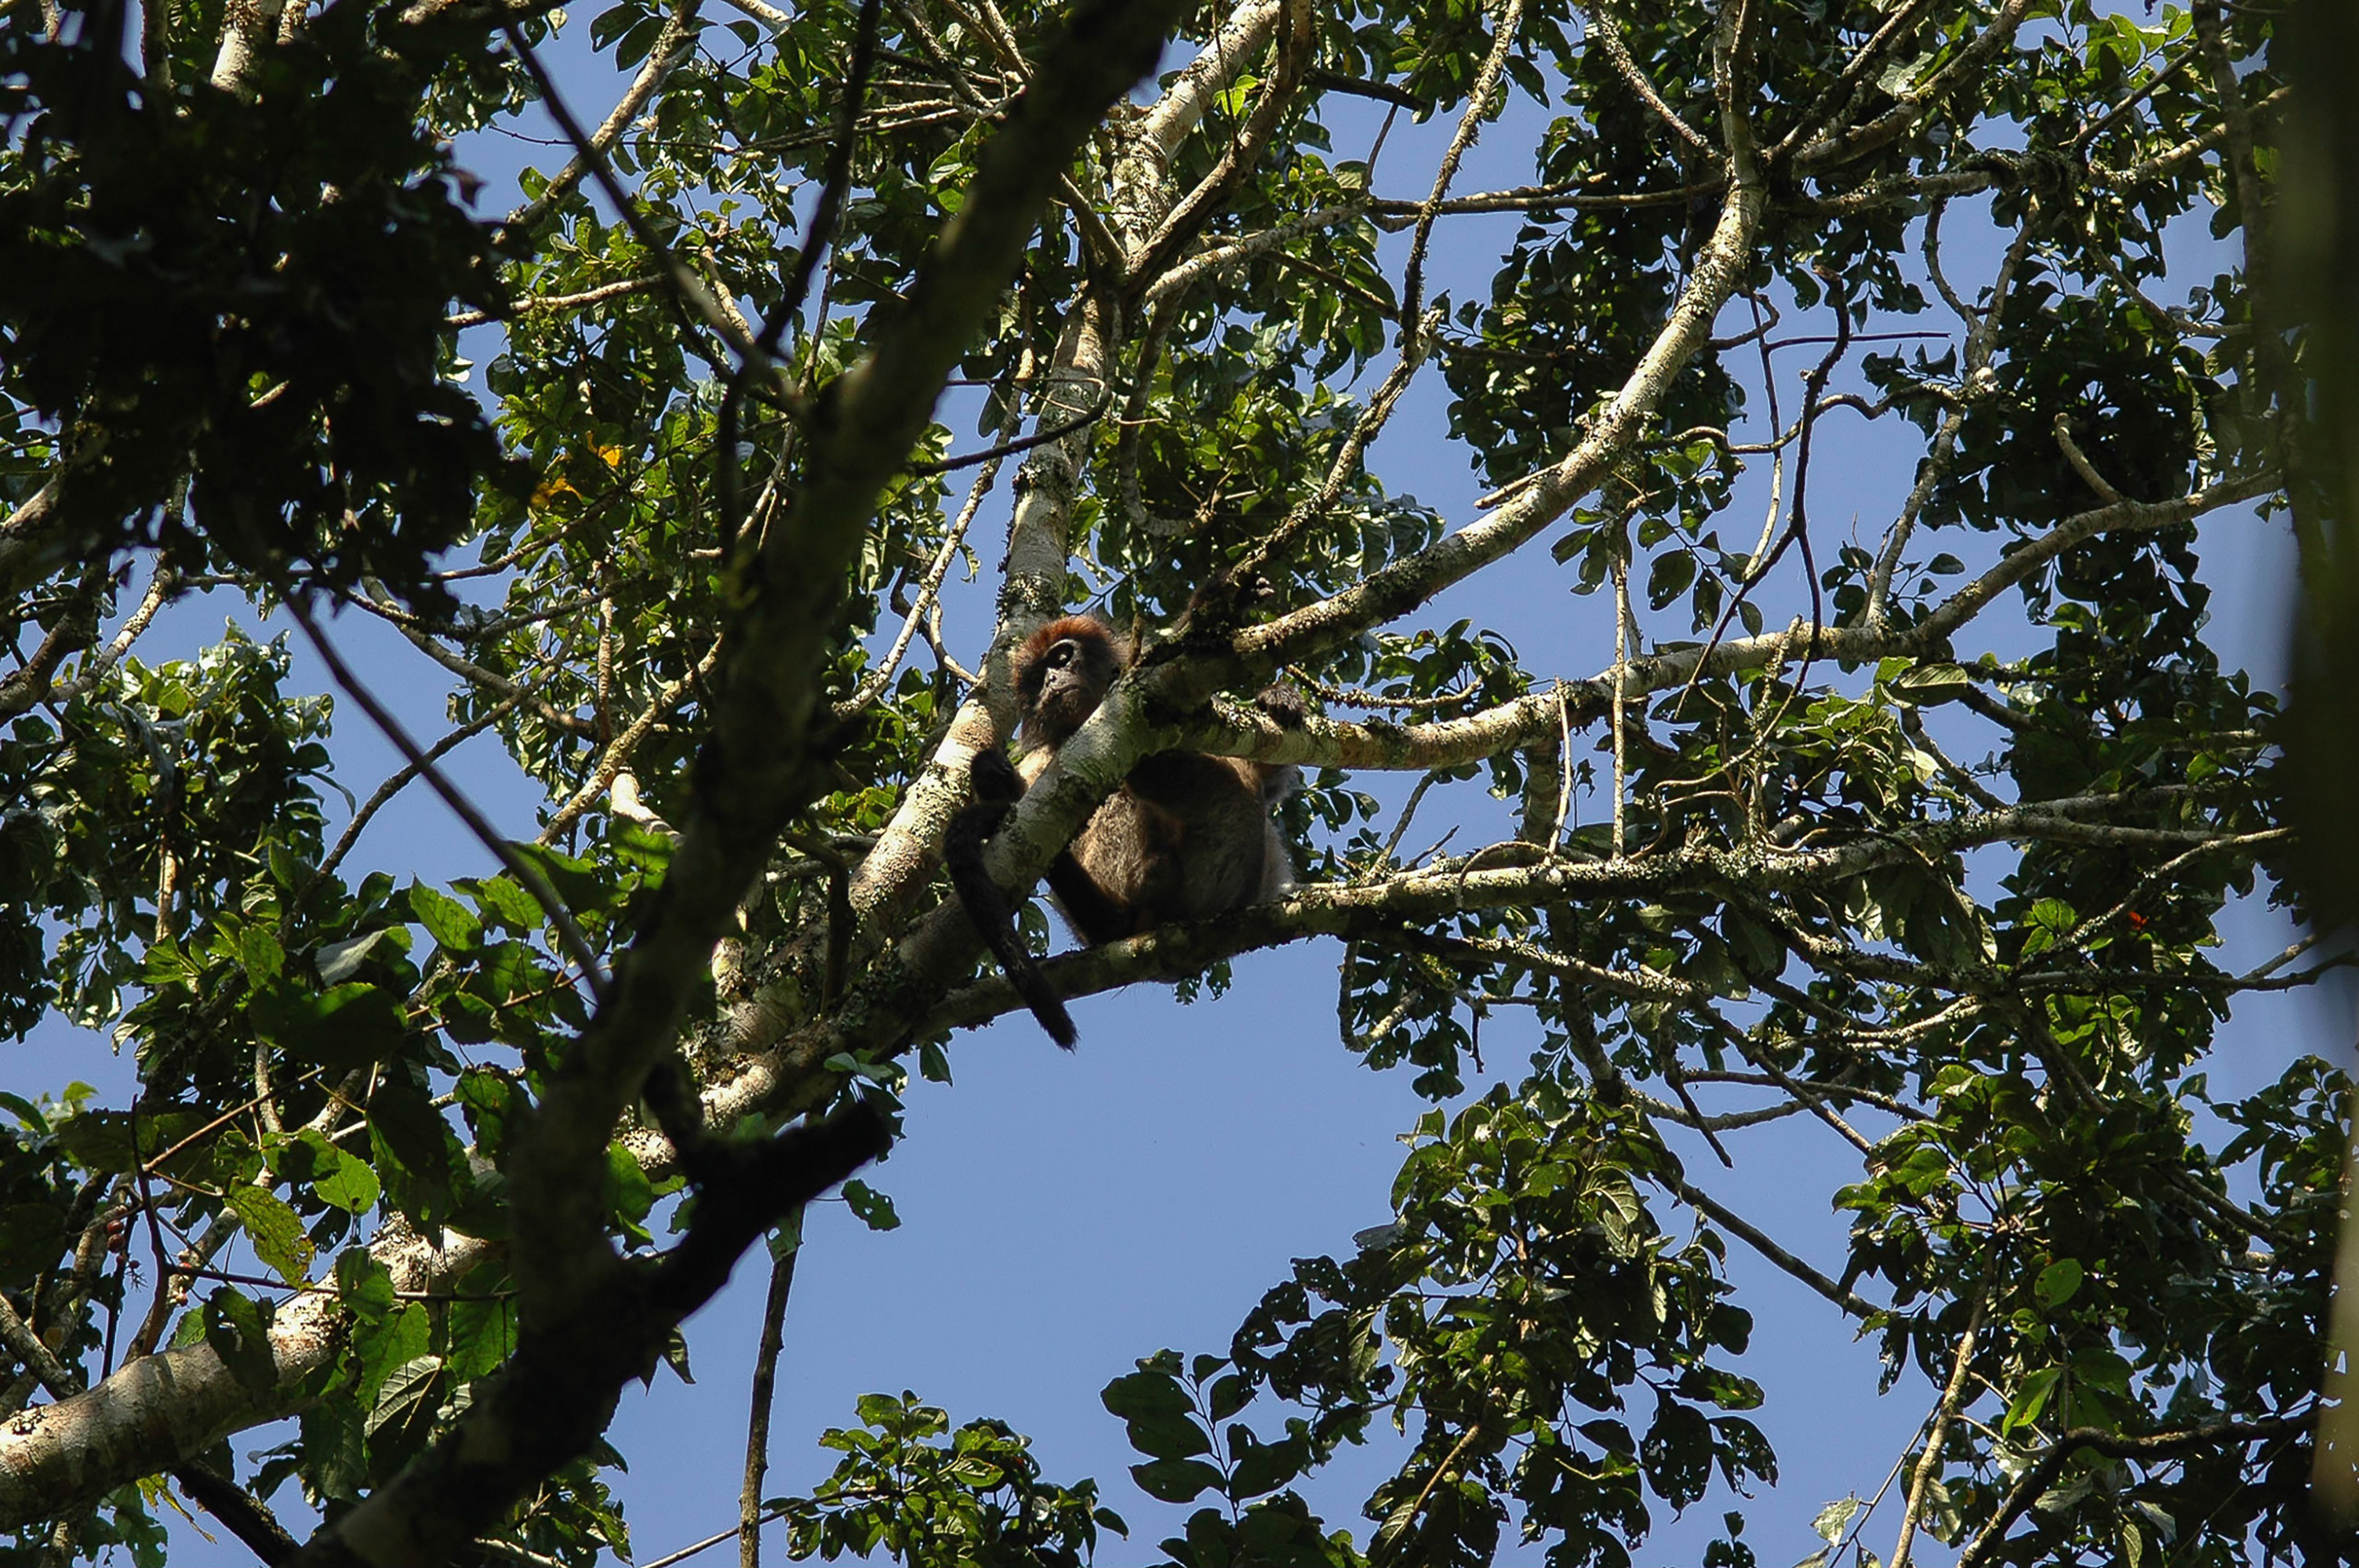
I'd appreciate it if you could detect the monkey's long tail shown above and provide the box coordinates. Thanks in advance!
[945,804,1080,1048]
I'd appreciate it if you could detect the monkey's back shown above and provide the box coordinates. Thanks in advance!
[1058,750,1279,942]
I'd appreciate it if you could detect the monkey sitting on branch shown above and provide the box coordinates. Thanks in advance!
[947,614,1304,1047]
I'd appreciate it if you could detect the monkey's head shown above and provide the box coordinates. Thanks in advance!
[1014,615,1132,746]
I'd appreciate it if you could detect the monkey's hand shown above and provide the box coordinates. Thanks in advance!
[969,745,1024,807]
[1177,570,1281,636]
[1252,681,1310,728]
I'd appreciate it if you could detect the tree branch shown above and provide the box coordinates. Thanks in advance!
[282,1106,888,1568]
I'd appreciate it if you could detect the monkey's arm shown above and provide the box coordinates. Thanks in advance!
[945,750,1079,1048]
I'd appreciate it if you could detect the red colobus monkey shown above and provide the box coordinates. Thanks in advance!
[947,615,1303,1047]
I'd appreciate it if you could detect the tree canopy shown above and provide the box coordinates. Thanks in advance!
[0,0,2346,1564]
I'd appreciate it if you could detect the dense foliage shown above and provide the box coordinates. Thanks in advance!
[0,0,2343,1563]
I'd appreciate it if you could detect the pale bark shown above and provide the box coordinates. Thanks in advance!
[0,1230,485,1524]
[209,0,288,97]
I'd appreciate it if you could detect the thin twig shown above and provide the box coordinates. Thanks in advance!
[718,0,886,554]
[287,599,610,1001]
[47,563,178,706]
[1671,1176,1881,1319]
[1371,1422,1483,1564]
[314,695,528,888]
[348,586,596,736]
[1398,0,1524,350]
[501,19,754,361]
[540,638,726,843]
[1230,304,1441,585]
[739,1246,797,1568]
[1610,550,1630,859]
[1125,0,1312,288]
[834,376,1020,720]
[447,274,667,328]
[507,0,705,233]
[903,382,1110,477]
[1954,1414,2305,1567]
[1587,12,1711,153]
[644,1509,790,1568]
[1550,684,1575,845]
[1892,1285,1986,1567]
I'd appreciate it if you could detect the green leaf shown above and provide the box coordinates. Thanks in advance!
[0,1203,67,1272]
[1103,1364,1193,1422]
[1228,1433,1305,1499]
[841,1179,900,1232]
[1125,1413,1213,1461]
[918,1039,952,1084]
[2004,1366,2061,1434]
[365,1354,444,1438]
[1812,1496,1863,1544]
[254,981,407,1071]
[659,1326,693,1385]
[409,884,481,952]
[369,1079,454,1227]
[2034,1258,2084,1310]
[202,1290,281,1399]
[53,1111,136,1173]
[1889,662,1971,706]
[354,1302,430,1406]
[335,1249,397,1325]
[1129,1457,1225,1503]
[444,1294,516,1384]
[471,874,546,935]
[235,924,285,984]
[300,1398,368,1504]
[297,1129,381,1214]
[511,842,613,922]
[312,927,402,985]
[607,1141,655,1242]
[224,1186,314,1283]
[1647,548,1698,609]
[369,1079,449,1179]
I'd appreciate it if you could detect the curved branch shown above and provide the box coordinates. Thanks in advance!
[506,0,706,234]
[1398,0,1525,341]
[1232,98,1769,675]
[1124,0,1314,292]
[1133,0,1286,158]
[1587,12,1711,155]
[0,0,1189,1530]
[1954,1414,2306,1567]
[1789,0,2032,174]
[812,793,2259,1083]
[1172,469,2283,776]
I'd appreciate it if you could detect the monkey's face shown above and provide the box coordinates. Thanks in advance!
[1021,633,1118,742]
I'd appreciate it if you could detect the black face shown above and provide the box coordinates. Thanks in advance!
[1022,635,1118,742]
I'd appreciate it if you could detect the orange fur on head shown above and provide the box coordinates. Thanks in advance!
[1013,615,1132,748]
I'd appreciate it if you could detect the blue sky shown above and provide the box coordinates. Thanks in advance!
[7,10,2328,1566]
